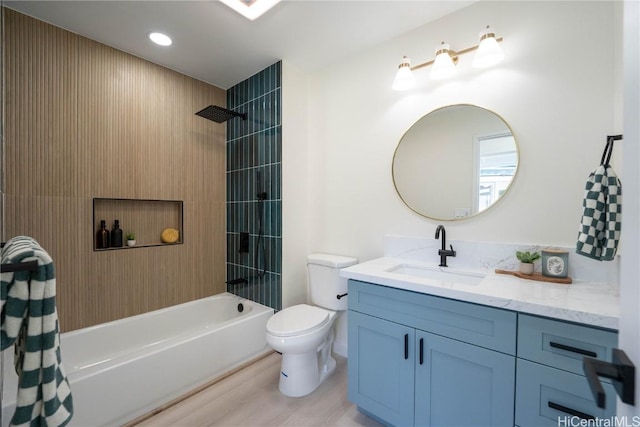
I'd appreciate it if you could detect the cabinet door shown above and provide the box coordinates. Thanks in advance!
[348,310,415,427]
[414,331,515,427]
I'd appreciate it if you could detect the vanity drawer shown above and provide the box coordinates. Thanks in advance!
[515,359,616,426]
[517,314,618,376]
[348,280,516,354]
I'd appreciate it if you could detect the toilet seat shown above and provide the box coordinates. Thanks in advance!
[266,304,331,337]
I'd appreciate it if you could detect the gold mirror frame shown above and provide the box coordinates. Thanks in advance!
[392,104,519,221]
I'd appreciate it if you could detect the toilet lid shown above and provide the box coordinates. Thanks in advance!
[267,304,330,337]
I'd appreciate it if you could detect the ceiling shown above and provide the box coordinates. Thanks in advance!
[4,0,475,89]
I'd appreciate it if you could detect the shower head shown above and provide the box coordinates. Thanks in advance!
[195,105,247,123]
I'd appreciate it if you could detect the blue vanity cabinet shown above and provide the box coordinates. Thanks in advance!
[348,280,517,427]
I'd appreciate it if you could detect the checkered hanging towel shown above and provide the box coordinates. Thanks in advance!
[1,236,74,427]
[576,137,622,261]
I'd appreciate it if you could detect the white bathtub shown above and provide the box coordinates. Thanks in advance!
[1,293,274,427]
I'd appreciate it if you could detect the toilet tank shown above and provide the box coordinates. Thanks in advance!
[307,254,358,311]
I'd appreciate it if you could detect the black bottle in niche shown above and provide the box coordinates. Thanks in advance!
[96,220,110,249]
[111,220,123,248]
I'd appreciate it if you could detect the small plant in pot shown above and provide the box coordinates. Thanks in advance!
[126,232,136,247]
[516,251,540,275]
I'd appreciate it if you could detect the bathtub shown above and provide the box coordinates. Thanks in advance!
[1,293,274,427]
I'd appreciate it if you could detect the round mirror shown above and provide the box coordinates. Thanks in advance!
[392,104,518,221]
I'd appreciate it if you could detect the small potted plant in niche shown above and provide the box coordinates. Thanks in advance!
[126,232,136,247]
[516,250,540,275]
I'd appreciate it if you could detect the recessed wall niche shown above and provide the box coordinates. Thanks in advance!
[93,198,183,250]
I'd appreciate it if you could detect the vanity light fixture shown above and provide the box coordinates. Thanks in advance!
[429,42,457,80]
[392,25,504,90]
[392,56,416,91]
[149,32,172,46]
[473,26,505,68]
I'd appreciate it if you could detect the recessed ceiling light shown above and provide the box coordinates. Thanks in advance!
[219,0,281,21]
[149,32,172,46]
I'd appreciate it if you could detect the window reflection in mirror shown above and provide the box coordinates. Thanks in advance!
[474,132,518,213]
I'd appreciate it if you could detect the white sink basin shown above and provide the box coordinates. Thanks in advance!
[385,264,485,286]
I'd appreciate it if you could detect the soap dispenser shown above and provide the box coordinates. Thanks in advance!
[96,220,110,249]
[111,219,123,248]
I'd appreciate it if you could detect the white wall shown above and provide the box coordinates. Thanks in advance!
[282,61,310,308]
[304,1,621,262]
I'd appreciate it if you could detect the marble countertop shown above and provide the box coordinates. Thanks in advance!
[341,257,620,330]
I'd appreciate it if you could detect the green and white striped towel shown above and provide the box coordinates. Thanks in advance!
[1,236,74,427]
[576,165,622,261]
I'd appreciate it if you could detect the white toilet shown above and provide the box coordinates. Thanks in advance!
[266,253,358,397]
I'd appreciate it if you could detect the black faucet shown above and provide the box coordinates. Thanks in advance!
[435,225,456,267]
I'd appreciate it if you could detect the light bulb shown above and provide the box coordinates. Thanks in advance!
[429,43,457,80]
[473,27,504,68]
[392,56,415,91]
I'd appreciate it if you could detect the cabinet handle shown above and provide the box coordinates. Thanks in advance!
[404,334,409,360]
[549,341,597,357]
[548,401,595,420]
[419,338,424,365]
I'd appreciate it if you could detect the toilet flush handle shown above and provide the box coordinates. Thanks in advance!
[336,293,348,300]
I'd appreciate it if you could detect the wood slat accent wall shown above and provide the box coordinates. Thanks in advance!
[3,9,227,332]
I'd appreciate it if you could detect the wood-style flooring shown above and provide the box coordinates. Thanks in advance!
[133,352,384,427]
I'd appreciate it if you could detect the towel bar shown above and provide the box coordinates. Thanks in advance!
[1,260,39,273]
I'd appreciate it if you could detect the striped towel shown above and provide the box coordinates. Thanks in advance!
[576,165,622,261]
[1,236,74,427]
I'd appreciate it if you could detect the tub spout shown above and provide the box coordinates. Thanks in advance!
[226,278,248,286]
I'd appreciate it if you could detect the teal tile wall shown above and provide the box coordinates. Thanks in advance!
[226,61,282,311]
